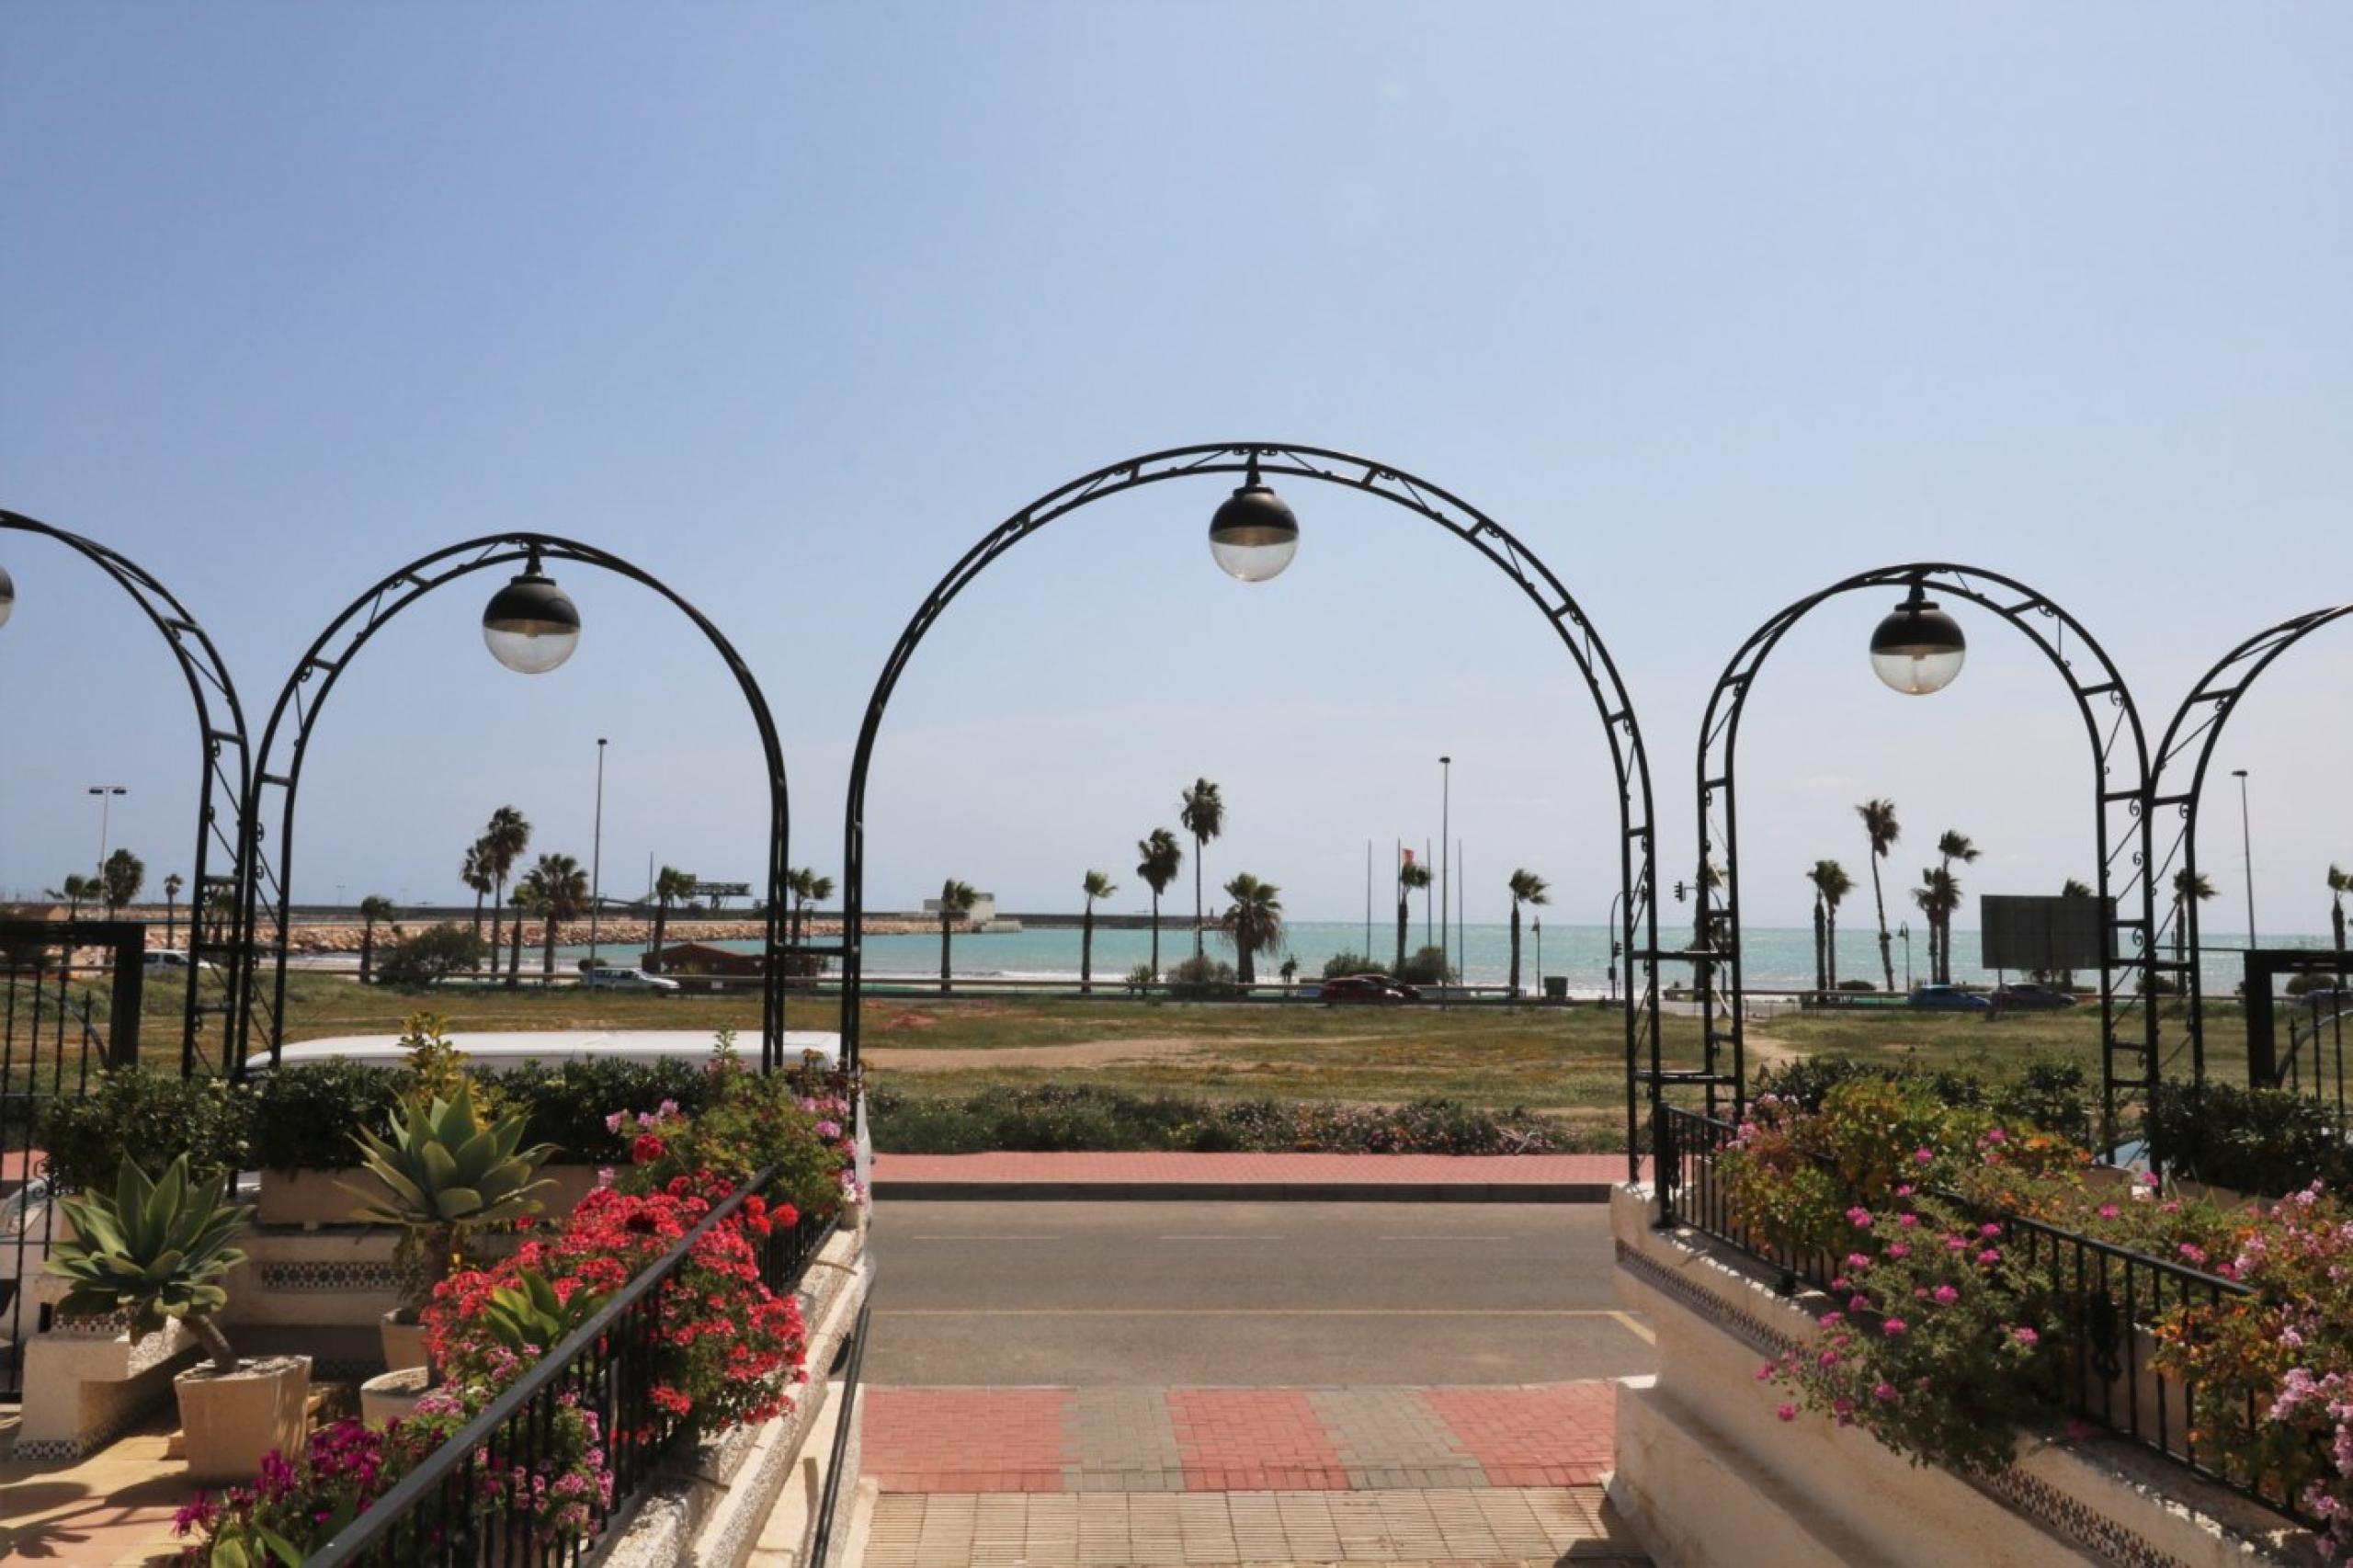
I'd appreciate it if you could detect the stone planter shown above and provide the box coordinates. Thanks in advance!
[257,1165,604,1229]
[175,1353,312,1483]
[381,1310,430,1371]
[359,1365,430,1427]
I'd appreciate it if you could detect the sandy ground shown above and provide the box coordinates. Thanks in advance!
[861,1032,1391,1072]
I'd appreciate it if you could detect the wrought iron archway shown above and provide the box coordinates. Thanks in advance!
[836,442,1664,1174]
[233,534,791,1074]
[1692,563,2157,1147]
[2148,602,2353,1084]
[1,511,253,1074]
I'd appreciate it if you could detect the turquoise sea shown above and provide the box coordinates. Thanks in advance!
[567,921,2336,997]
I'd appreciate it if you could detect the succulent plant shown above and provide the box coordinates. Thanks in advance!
[345,1080,556,1314]
[45,1153,252,1373]
[479,1268,606,1358]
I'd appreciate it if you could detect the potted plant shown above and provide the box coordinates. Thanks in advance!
[345,1081,555,1373]
[45,1153,309,1483]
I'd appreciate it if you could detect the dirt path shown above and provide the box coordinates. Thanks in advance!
[1741,1027,1805,1070]
[862,1031,1389,1073]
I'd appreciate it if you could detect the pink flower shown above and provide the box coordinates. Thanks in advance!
[1844,1253,1874,1272]
[1915,1147,1935,1165]
[1984,1127,2008,1144]
[1818,1311,1845,1328]
[1848,1295,1871,1312]
[1882,1318,1908,1336]
[2097,1203,2120,1220]
[1980,1223,2004,1240]
[1895,1184,1915,1198]
[1977,1248,2002,1267]
[605,1110,628,1133]
[1946,1235,1969,1252]
[1885,1243,1911,1259]
[1846,1207,1874,1228]
[1776,1403,1797,1422]
[1873,1381,1899,1403]
[2012,1326,2040,1346]
[2178,1243,2208,1267]
[1897,1213,1919,1229]
[1829,1276,1851,1292]
[1756,1361,1776,1381]
[1933,1284,1960,1306]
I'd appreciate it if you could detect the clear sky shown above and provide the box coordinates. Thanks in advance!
[3,3,2347,933]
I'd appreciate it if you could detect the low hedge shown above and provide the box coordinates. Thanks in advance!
[2143,1080,2353,1197]
[1752,1053,2094,1147]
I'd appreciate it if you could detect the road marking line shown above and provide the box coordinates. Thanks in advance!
[875,1299,1628,1309]
[1381,1235,1513,1241]
[1156,1234,1285,1241]
[905,1234,1064,1241]
[1610,1311,1657,1345]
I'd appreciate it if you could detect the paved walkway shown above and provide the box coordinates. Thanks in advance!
[865,1383,1615,1493]
[0,1408,200,1565]
[873,1153,1645,1202]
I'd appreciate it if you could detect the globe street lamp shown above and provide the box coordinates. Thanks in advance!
[0,561,15,629]
[481,550,582,674]
[1869,582,1967,695]
[1206,454,1299,583]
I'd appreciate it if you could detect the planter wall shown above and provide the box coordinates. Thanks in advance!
[176,1353,312,1484]
[1608,1184,2313,1567]
[256,1164,605,1230]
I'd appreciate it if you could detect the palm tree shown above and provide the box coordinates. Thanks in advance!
[1857,799,1901,992]
[788,869,835,950]
[1179,779,1224,960]
[1934,831,1980,984]
[1912,868,1960,989]
[2328,864,2348,955]
[1220,872,1284,987]
[49,873,97,917]
[2172,867,2216,964]
[100,849,144,917]
[1080,870,1118,994]
[1507,869,1551,997]
[1807,860,1854,990]
[481,806,531,974]
[163,872,184,949]
[1134,830,1182,981]
[460,841,495,941]
[521,854,589,979]
[2052,878,2096,990]
[935,879,978,994]
[649,865,697,972]
[506,885,536,987]
[358,895,396,983]
[1397,858,1431,973]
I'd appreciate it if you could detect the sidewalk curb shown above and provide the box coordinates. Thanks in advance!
[873,1179,1617,1203]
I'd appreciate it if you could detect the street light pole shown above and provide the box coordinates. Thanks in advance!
[2234,768,2256,950]
[88,784,127,876]
[589,737,608,971]
[1438,756,1451,984]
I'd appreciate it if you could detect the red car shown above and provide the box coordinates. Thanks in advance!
[1318,973,1420,1004]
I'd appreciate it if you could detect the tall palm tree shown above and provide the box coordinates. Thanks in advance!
[50,873,96,917]
[1934,831,1981,984]
[163,871,184,949]
[1179,779,1224,960]
[1912,868,1960,989]
[1080,869,1117,994]
[1220,872,1284,987]
[2053,878,2095,989]
[460,841,494,941]
[358,895,396,984]
[1857,799,1902,992]
[506,885,536,987]
[1812,887,1828,993]
[521,854,589,979]
[1397,858,1431,973]
[1807,860,1854,990]
[482,807,531,971]
[650,865,698,972]
[100,849,144,916]
[788,869,835,951]
[2328,864,2349,955]
[935,879,978,994]
[1506,869,1551,997]
[2172,867,2216,964]
[1134,830,1182,981]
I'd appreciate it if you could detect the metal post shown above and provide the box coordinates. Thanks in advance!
[1438,757,1451,981]
[2234,768,2256,950]
[88,784,126,878]
[589,736,608,971]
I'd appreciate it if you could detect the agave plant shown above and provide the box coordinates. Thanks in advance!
[45,1154,252,1374]
[479,1268,607,1358]
[345,1081,555,1316]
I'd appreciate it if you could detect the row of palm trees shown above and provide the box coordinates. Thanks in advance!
[1807,800,1987,992]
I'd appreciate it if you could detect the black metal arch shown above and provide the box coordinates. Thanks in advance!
[233,534,791,1074]
[2149,602,2353,1083]
[1691,562,2158,1146]
[838,441,1664,1173]
[1,511,253,1074]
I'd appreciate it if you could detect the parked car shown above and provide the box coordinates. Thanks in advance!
[142,949,217,973]
[1319,973,1419,1004]
[583,967,679,994]
[1908,983,1991,1011]
[1990,983,2077,1011]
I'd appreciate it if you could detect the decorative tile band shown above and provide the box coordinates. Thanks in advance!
[254,1259,414,1293]
[1620,1233,2188,1568]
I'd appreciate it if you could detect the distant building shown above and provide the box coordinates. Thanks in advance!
[648,941,765,978]
[917,892,1022,933]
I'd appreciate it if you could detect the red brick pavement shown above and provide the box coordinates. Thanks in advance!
[863,1382,1619,1494]
[1420,1382,1616,1485]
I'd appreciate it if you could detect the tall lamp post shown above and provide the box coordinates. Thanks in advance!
[87,784,128,878]
[1438,756,1452,983]
[2233,768,2256,950]
[589,737,608,971]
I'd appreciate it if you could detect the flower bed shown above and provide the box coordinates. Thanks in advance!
[1684,1076,2353,1546]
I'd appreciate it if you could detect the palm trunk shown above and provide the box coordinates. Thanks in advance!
[1236,941,1254,987]
[360,922,376,983]
[1395,897,1409,973]
[1826,906,1839,988]
[472,890,484,942]
[165,896,177,949]
[1870,858,1894,992]
[543,912,558,978]
[940,915,953,994]
[1149,892,1161,980]
[1192,837,1204,960]
[507,917,524,986]
[2335,899,2345,954]
[2174,894,2187,964]
[650,901,669,972]
[1082,904,1096,995]
[1508,902,1523,996]
[1812,899,1825,992]
[490,880,505,968]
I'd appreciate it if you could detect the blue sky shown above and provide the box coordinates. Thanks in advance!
[3,3,2347,931]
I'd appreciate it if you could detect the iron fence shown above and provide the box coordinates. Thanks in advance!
[1654,1106,2307,1525]
[2276,994,2349,1122]
[308,1176,835,1566]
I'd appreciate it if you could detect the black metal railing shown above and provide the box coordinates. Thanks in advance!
[804,1297,871,1568]
[2277,995,2349,1124]
[310,1175,835,1565]
[1654,1106,2304,1524]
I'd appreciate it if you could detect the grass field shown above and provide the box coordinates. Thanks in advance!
[94,972,2235,1148]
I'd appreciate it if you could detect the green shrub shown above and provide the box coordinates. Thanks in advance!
[500,1057,716,1164]
[250,1058,403,1172]
[2143,1081,2352,1197]
[374,925,489,988]
[1752,1054,2091,1146]
[40,1066,253,1192]
[1164,955,1242,1000]
[2286,971,2350,996]
[1319,950,1382,981]
[1393,946,1456,986]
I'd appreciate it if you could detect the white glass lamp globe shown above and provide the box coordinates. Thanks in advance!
[0,562,14,631]
[1207,467,1299,583]
[481,557,581,675]
[1869,587,1967,696]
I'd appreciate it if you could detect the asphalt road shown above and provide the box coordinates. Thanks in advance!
[863,1200,1654,1386]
